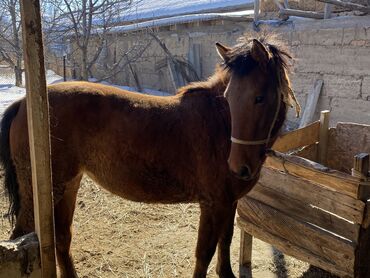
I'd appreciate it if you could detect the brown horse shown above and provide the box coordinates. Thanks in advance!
[0,36,299,278]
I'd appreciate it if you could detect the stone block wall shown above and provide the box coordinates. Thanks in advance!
[81,15,370,126]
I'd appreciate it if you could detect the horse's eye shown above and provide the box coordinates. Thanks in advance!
[255,96,264,104]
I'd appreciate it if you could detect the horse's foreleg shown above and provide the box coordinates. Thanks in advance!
[193,205,223,278]
[216,203,237,278]
[54,175,81,278]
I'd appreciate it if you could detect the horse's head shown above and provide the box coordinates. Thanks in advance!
[216,37,300,181]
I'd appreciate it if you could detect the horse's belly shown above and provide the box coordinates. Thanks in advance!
[85,167,197,204]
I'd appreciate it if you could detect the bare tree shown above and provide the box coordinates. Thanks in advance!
[0,0,23,86]
[44,0,139,81]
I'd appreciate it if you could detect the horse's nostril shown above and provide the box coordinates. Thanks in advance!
[239,165,251,179]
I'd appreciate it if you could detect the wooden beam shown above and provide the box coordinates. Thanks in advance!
[299,80,323,128]
[239,230,253,277]
[318,110,330,165]
[273,121,320,152]
[20,0,57,277]
[317,0,370,13]
[265,150,361,199]
[279,8,325,19]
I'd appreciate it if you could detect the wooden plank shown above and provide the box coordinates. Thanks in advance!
[265,150,361,199]
[237,197,356,273]
[273,121,320,152]
[257,167,365,224]
[318,110,330,165]
[317,0,370,12]
[279,8,325,19]
[20,0,57,277]
[248,182,360,242]
[237,218,353,278]
[299,80,323,128]
[239,230,252,277]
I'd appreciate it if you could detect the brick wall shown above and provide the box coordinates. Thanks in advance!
[83,15,370,126]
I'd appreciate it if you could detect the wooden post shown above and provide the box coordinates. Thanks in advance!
[239,229,253,278]
[354,153,370,201]
[318,110,330,165]
[355,199,370,277]
[254,0,260,22]
[20,0,57,277]
[324,3,333,19]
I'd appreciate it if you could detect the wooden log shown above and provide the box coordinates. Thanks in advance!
[318,110,330,165]
[237,197,356,273]
[248,182,360,242]
[317,0,370,13]
[265,150,361,199]
[324,3,333,19]
[20,0,57,277]
[279,8,325,19]
[299,80,323,128]
[237,218,353,278]
[257,167,365,224]
[239,230,253,278]
[273,121,320,152]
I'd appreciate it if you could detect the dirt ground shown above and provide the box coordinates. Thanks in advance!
[0,175,338,278]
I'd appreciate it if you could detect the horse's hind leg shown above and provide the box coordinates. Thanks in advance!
[54,174,82,278]
[216,203,237,278]
[10,165,34,239]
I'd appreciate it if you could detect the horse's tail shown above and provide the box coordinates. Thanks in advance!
[0,99,22,224]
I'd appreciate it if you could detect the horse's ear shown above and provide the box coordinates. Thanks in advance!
[215,42,230,61]
[251,39,270,65]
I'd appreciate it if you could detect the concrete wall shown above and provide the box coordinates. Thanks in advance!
[79,15,370,126]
